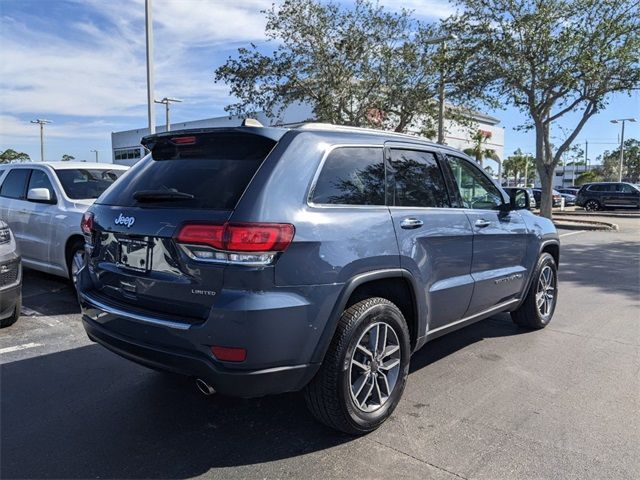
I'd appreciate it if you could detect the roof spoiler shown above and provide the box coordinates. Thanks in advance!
[241,118,264,127]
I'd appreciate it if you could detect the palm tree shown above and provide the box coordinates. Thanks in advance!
[464,130,500,169]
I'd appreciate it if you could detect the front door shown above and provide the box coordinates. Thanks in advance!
[445,155,529,315]
[612,183,640,207]
[386,145,474,331]
[17,169,57,266]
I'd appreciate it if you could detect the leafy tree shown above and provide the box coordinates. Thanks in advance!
[502,149,535,186]
[463,129,499,168]
[575,169,603,185]
[600,138,640,182]
[0,149,30,164]
[215,0,483,133]
[61,154,75,162]
[450,0,640,217]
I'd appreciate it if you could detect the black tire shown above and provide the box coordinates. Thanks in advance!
[584,199,600,212]
[0,292,21,328]
[511,253,557,329]
[66,238,85,288]
[304,297,410,435]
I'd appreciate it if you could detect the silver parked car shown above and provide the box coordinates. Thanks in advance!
[0,162,128,283]
[0,220,21,327]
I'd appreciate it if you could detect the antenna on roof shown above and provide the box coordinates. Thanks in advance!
[241,118,263,127]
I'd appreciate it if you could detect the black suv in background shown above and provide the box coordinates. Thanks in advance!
[576,182,640,211]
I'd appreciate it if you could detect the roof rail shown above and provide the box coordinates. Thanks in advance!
[294,122,425,141]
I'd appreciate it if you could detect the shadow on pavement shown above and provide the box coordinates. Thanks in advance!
[21,269,80,317]
[0,313,528,479]
[558,240,640,301]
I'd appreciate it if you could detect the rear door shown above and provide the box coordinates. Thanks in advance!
[445,155,529,315]
[85,130,278,323]
[386,144,474,331]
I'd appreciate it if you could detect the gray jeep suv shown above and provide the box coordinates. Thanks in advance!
[77,123,559,434]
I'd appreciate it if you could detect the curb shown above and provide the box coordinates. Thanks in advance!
[553,218,619,231]
[553,210,640,219]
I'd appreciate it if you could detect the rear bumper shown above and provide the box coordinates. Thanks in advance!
[76,266,342,397]
[82,315,319,397]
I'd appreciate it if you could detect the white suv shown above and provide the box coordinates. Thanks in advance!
[0,162,128,283]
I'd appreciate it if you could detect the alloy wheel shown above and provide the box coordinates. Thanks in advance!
[71,249,85,285]
[535,265,556,317]
[349,321,401,413]
[585,200,599,211]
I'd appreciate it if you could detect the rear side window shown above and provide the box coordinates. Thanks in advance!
[311,147,385,205]
[389,149,449,208]
[98,132,277,209]
[0,169,30,199]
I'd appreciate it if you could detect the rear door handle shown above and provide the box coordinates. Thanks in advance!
[475,219,491,228]
[400,218,424,229]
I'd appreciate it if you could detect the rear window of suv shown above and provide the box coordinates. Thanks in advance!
[98,132,277,210]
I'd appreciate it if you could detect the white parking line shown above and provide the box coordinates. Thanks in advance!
[559,230,585,237]
[0,342,43,355]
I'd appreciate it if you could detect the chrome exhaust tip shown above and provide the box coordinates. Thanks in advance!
[195,378,216,396]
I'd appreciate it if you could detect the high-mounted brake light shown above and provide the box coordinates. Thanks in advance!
[170,136,197,145]
[81,211,94,235]
[175,222,295,265]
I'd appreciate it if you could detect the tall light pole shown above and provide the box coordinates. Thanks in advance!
[30,119,52,162]
[425,34,458,145]
[154,97,182,132]
[145,0,156,134]
[611,118,637,182]
[90,149,99,163]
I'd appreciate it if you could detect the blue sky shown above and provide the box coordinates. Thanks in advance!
[0,0,638,164]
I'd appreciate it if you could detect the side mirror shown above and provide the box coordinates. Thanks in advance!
[508,188,531,210]
[27,188,55,204]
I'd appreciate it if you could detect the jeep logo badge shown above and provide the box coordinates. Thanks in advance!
[114,213,135,228]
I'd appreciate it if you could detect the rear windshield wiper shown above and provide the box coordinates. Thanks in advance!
[133,190,195,202]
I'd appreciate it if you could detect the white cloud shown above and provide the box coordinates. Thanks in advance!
[379,0,457,19]
[0,0,271,121]
[0,115,121,141]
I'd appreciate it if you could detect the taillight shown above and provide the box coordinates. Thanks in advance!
[175,222,295,265]
[81,212,94,235]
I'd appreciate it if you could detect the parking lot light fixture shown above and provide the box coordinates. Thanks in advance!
[424,34,458,145]
[90,149,99,163]
[610,118,637,182]
[154,97,182,132]
[30,119,52,162]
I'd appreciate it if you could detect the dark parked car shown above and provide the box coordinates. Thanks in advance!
[532,188,562,207]
[556,187,579,196]
[576,182,640,211]
[0,220,21,328]
[503,187,536,209]
[77,123,560,434]
[559,192,576,206]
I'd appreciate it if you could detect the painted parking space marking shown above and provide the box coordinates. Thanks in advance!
[0,342,43,355]
[559,230,585,237]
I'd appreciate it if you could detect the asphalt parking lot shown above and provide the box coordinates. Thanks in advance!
[1,216,639,480]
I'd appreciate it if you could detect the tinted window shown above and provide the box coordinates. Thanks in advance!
[311,147,385,205]
[56,169,125,200]
[620,184,637,193]
[27,170,56,201]
[390,149,449,207]
[100,132,276,209]
[447,156,503,210]
[0,169,30,199]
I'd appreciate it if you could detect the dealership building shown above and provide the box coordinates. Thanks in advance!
[111,104,504,168]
